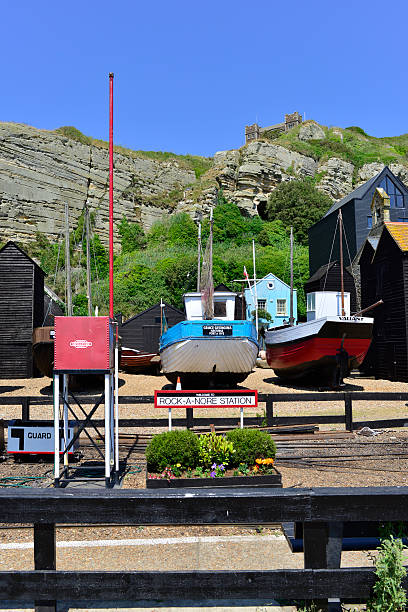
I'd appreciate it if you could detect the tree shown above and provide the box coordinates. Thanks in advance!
[118,216,147,253]
[266,179,332,245]
[167,213,197,247]
[257,219,289,246]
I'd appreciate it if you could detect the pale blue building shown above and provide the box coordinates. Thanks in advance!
[244,273,297,328]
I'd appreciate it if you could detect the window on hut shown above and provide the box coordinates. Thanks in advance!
[277,299,287,316]
[257,299,266,310]
[380,177,404,208]
[214,301,227,317]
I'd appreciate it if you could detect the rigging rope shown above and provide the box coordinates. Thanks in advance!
[322,214,340,293]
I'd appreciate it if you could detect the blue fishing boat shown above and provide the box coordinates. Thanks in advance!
[159,211,258,387]
[159,291,259,387]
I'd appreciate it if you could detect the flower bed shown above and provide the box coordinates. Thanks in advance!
[145,429,281,488]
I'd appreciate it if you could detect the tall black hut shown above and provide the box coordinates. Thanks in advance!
[117,302,185,354]
[309,166,408,275]
[359,188,408,380]
[0,241,45,378]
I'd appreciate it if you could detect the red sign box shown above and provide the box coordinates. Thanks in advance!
[54,316,114,372]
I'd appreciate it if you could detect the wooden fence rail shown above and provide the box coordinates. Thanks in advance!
[1,391,408,435]
[1,487,408,611]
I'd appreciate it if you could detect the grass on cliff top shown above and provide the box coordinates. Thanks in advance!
[261,122,408,173]
[54,126,212,179]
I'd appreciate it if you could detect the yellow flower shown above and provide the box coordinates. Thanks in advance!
[253,464,259,472]
[176,463,181,468]
[255,458,262,464]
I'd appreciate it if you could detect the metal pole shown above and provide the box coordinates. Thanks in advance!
[240,407,244,429]
[168,407,172,431]
[290,227,294,326]
[197,222,201,291]
[64,203,72,316]
[53,374,60,486]
[62,374,69,470]
[86,205,92,316]
[252,240,258,335]
[109,72,114,319]
[339,210,345,316]
[104,373,111,486]
[114,326,119,480]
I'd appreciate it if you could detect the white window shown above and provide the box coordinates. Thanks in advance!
[257,299,266,310]
[276,299,287,316]
[307,293,316,312]
[267,281,275,290]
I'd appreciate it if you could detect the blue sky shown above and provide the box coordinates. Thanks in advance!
[2,0,407,157]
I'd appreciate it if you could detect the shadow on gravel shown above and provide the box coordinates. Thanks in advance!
[0,385,23,394]
[264,376,364,392]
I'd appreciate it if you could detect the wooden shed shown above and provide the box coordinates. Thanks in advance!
[117,302,185,354]
[0,241,45,378]
[359,188,408,380]
[304,261,357,314]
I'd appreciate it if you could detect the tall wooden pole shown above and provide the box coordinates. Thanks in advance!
[109,72,114,319]
[64,202,72,316]
[86,205,92,316]
[197,222,201,291]
[252,239,258,335]
[289,226,294,326]
[339,209,345,316]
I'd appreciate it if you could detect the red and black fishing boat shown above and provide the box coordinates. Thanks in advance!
[265,214,374,387]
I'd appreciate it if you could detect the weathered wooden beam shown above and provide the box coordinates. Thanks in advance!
[34,523,56,612]
[2,488,408,525]
[0,568,387,601]
[345,394,353,432]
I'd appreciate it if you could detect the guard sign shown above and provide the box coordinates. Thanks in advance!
[7,421,79,455]
[154,390,258,408]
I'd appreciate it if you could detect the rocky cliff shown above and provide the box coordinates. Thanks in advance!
[212,121,408,216]
[0,122,196,245]
[2,120,408,246]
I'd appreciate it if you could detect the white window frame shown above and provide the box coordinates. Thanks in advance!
[257,299,267,310]
[276,299,287,316]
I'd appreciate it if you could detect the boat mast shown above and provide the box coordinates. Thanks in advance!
[252,239,258,335]
[339,209,345,316]
[64,202,73,316]
[85,204,92,316]
[289,226,294,326]
[196,222,201,291]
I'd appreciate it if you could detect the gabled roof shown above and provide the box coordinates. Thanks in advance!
[305,261,353,285]
[322,166,408,219]
[323,170,385,218]
[121,302,185,326]
[384,222,408,252]
[0,241,45,275]
[244,272,294,291]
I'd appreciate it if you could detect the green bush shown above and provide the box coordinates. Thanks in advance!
[146,430,200,472]
[226,429,276,467]
[198,432,235,468]
[367,528,407,612]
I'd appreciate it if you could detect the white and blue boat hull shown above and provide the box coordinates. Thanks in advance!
[160,320,259,386]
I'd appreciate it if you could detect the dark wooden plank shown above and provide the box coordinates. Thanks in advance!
[21,397,30,421]
[345,394,353,431]
[34,524,56,612]
[266,395,274,426]
[2,487,408,525]
[0,568,388,601]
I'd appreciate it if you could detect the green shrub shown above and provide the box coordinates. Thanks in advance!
[198,432,235,468]
[146,430,200,471]
[367,527,407,612]
[226,429,276,466]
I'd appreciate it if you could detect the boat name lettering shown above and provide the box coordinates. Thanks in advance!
[339,317,363,321]
[202,325,233,336]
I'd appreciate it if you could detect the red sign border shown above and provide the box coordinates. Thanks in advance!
[154,389,258,408]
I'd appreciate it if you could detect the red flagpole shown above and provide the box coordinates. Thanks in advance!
[109,72,114,319]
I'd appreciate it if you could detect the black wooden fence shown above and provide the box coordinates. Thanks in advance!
[1,391,408,436]
[1,487,408,611]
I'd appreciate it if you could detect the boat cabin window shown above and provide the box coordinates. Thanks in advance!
[214,301,227,317]
[307,293,316,312]
[276,299,287,316]
[367,215,372,229]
